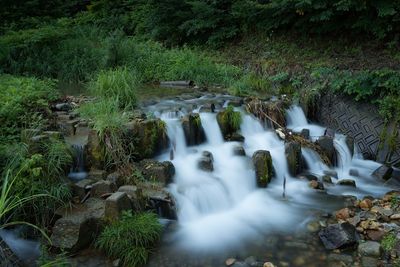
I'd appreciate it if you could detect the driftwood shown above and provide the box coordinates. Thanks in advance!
[160,80,194,89]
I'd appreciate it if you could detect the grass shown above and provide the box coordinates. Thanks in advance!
[89,68,140,108]
[96,211,162,267]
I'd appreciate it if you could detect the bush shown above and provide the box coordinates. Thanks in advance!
[96,211,162,267]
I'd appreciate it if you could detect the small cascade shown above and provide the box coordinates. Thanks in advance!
[199,113,224,145]
[68,143,87,181]
[0,229,40,265]
[333,134,353,178]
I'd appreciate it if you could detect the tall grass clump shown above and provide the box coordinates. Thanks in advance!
[96,211,162,267]
[90,68,140,108]
[229,73,272,96]
[79,98,131,168]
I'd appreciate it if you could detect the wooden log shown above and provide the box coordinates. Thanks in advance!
[160,80,194,88]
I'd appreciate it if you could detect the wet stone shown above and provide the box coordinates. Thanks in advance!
[337,179,356,187]
[358,241,381,257]
[319,222,359,250]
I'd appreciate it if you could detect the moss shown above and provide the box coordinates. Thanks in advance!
[381,233,397,251]
[217,106,242,138]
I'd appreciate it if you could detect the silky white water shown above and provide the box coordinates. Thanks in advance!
[154,100,394,252]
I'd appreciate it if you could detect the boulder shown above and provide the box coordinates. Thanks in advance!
[337,179,356,187]
[71,179,95,200]
[181,114,206,146]
[233,146,246,156]
[322,175,333,183]
[316,136,336,164]
[198,151,214,172]
[319,222,359,250]
[140,159,175,185]
[55,103,72,111]
[252,150,273,187]
[358,241,381,257]
[91,180,117,198]
[323,170,338,178]
[118,185,142,210]
[285,142,302,176]
[216,107,242,140]
[229,133,245,142]
[125,119,169,159]
[107,172,125,187]
[372,165,393,181]
[50,198,105,252]
[141,183,176,219]
[105,192,132,219]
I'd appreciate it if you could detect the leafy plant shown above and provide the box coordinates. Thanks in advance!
[96,211,162,267]
[381,233,397,251]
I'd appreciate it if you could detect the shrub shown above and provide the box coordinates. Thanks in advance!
[381,233,397,251]
[96,211,162,267]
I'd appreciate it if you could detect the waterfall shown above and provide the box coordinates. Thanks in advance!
[68,144,87,181]
[154,101,395,251]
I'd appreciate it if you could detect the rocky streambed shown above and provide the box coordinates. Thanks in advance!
[3,91,400,267]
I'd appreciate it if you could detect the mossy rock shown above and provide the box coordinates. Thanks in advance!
[126,119,169,160]
[285,141,303,176]
[181,113,206,146]
[252,150,273,187]
[86,129,106,170]
[216,106,242,140]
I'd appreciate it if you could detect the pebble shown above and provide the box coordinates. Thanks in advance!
[226,258,236,266]
[336,208,351,220]
[390,213,400,219]
[358,241,381,257]
[359,199,372,210]
[263,263,276,267]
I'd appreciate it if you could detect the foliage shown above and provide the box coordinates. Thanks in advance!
[0,75,58,143]
[230,73,272,96]
[90,68,139,108]
[381,233,398,251]
[96,211,162,267]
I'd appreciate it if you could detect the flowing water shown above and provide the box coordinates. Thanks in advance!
[146,96,395,266]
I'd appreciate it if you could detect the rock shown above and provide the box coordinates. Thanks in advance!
[390,213,400,220]
[349,169,359,177]
[233,146,246,156]
[244,256,258,266]
[252,150,273,187]
[181,114,206,146]
[366,229,385,241]
[226,258,236,266]
[263,263,276,267]
[327,253,353,266]
[50,198,105,252]
[358,241,381,257]
[300,174,318,181]
[141,184,176,219]
[300,129,310,140]
[229,133,245,142]
[309,180,324,190]
[140,160,175,185]
[216,108,242,140]
[87,169,107,181]
[86,130,105,170]
[307,221,320,232]
[72,179,95,200]
[125,119,169,159]
[105,192,132,219]
[55,103,72,111]
[319,222,359,250]
[316,136,335,164]
[107,172,125,187]
[91,180,117,198]
[198,151,214,172]
[285,142,302,176]
[43,131,63,139]
[323,170,338,178]
[359,199,373,210]
[360,257,378,267]
[335,208,352,221]
[322,175,333,183]
[372,165,393,181]
[337,179,356,187]
[57,119,80,136]
[345,136,354,156]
